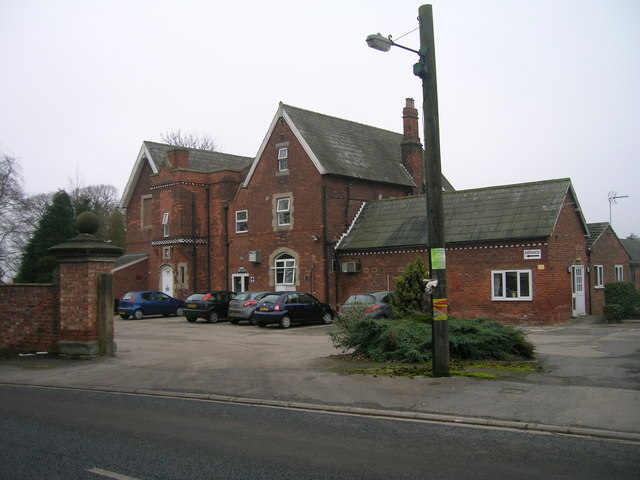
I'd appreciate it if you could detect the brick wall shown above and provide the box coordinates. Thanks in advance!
[0,284,59,352]
[113,257,149,299]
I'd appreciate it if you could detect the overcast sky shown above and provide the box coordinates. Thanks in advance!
[1,0,638,238]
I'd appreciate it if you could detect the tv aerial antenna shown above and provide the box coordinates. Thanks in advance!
[608,191,629,225]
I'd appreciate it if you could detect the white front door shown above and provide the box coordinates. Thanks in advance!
[161,266,174,297]
[571,265,585,316]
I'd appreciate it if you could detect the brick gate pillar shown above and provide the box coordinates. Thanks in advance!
[48,212,123,358]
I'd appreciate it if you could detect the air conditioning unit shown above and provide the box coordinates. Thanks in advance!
[248,250,261,263]
[341,261,361,273]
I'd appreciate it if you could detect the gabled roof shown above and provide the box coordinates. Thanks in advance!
[243,102,454,190]
[621,238,640,264]
[337,178,586,251]
[586,222,609,249]
[120,141,253,209]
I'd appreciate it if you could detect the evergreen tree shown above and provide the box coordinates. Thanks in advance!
[391,256,430,316]
[14,190,77,283]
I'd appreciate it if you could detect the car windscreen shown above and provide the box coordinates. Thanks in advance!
[344,294,375,305]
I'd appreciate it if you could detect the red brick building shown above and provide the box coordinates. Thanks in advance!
[117,100,632,324]
[337,179,591,324]
[117,142,253,300]
[587,223,632,315]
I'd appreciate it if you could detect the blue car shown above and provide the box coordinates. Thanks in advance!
[118,291,185,320]
[253,292,334,329]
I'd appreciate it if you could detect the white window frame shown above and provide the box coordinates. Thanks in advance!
[615,265,624,281]
[491,270,532,301]
[278,147,288,171]
[162,212,169,237]
[274,254,296,287]
[277,197,291,226]
[594,265,604,288]
[235,210,248,233]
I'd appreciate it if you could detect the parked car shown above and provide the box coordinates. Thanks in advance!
[253,292,334,329]
[183,291,235,323]
[228,291,276,324]
[118,291,185,320]
[338,291,396,319]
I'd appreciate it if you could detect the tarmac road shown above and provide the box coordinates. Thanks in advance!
[1,315,639,442]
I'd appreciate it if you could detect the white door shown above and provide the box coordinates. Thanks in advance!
[571,265,585,316]
[232,274,249,292]
[161,266,174,297]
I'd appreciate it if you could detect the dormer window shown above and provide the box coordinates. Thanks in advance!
[278,147,288,171]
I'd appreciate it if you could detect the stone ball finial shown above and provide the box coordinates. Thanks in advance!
[76,211,100,235]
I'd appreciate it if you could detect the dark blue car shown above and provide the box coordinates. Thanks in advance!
[118,291,185,320]
[253,292,334,329]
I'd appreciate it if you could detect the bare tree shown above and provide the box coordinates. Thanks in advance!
[160,129,218,151]
[65,181,123,244]
[0,153,29,280]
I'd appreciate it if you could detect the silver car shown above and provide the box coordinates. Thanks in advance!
[228,291,276,324]
[338,291,396,319]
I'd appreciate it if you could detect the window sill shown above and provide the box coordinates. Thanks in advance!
[491,298,533,302]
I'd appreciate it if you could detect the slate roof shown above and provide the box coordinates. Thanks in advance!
[244,103,454,191]
[337,178,585,250]
[621,238,640,264]
[113,253,148,272]
[586,222,609,249]
[120,142,253,209]
[142,141,253,173]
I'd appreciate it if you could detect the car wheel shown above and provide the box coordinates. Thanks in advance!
[208,311,219,323]
[257,322,266,328]
[186,317,197,323]
[279,315,292,329]
[133,309,144,320]
[321,312,333,325]
[120,314,130,320]
[249,315,256,325]
[176,307,184,317]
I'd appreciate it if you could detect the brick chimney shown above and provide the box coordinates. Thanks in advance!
[167,148,190,169]
[401,98,424,194]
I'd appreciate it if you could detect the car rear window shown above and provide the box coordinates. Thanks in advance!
[344,294,375,305]
[122,292,135,301]
[234,293,251,301]
[260,294,280,304]
[186,294,205,302]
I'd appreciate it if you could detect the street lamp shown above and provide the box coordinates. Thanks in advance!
[367,4,449,377]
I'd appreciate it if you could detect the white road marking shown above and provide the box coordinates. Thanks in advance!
[87,467,143,480]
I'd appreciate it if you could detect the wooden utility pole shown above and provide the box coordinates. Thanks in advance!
[415,4,449,376]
